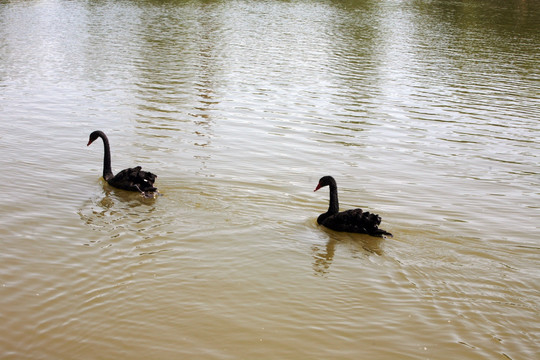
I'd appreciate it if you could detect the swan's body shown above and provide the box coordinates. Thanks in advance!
[314,176,391,237]
[87,130,157,197]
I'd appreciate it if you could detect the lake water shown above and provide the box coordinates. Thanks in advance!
[1,0,539,359]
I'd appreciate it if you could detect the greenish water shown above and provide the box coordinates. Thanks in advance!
[1,0,539,359]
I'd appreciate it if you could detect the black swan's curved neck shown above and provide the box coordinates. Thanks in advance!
[92,131,114,181]
[327,181,339,215]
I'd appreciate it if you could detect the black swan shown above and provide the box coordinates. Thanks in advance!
[314,176,392,237]
[87,130,158,197]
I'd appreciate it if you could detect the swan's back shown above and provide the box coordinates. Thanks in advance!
[108,166,157,194]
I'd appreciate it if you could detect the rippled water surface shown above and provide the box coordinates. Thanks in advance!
[1,0,539,359]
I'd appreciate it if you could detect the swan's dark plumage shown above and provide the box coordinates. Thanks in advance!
[87,130,158,197]
[314,176,391,237]
[107,166,157,194]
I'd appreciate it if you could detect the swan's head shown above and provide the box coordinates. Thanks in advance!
[87,130,104,146]
[314,175,336,192]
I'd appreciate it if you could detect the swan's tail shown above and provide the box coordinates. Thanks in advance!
[371,228,393,238]
[361,212,392,237]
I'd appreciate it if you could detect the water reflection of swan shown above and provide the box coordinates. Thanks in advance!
[312,230,384,276]
[77,187,158,244]
[77,189,173,263]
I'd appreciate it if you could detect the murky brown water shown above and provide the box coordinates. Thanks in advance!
[1,0,539,359]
